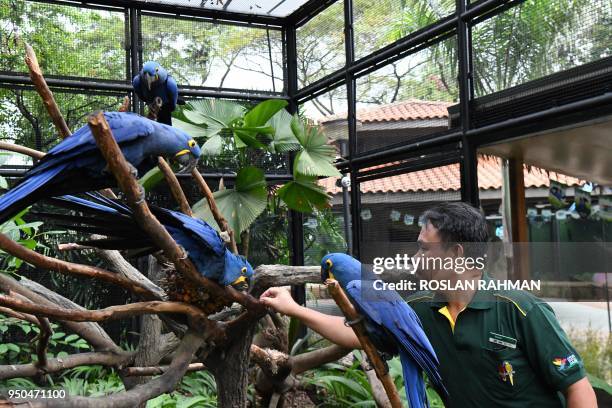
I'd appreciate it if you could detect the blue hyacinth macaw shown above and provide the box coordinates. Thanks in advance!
[132,61,179,126]
[321,253,448,408]
[42,192,254,289]
[0,112,201,225]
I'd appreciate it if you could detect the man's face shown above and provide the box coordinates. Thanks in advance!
[415,221,459,281]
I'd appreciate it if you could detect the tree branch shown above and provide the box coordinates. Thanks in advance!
[0,274,120,352]
[24,43,71,139]
[157,157,192,216]
[122,362,206,377]
[325,279,402,408]
[0,351,133,380]
[34,315,52,369]
[0,233,157,300]
[190,168,238,254]
[0,293,211,329]
[0,142,45,160]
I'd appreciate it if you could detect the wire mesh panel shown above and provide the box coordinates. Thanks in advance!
[296,1,345,87]
[472,0,612,97]
[0,86,125,152]
[354,37,458,154]
[352,0,455,60]
[141,14,284,92]
[299,85,349,157]
[0,0,127,80]
[357,162,461,264]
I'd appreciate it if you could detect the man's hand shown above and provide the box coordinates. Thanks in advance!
[259,287,361,349]
[260,287,300,316]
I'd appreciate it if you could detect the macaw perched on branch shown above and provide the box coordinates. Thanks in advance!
[41,192,254,291]
[0,112,200,225]
[321,253,449,408]
[132,61,179,126]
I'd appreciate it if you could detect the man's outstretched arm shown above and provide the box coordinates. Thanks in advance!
[260,287,361,349]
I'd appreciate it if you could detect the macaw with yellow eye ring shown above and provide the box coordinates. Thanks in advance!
[0,112,200,225]
[133,61,179,126]
[321,253,449,408]
[40,192,254,290]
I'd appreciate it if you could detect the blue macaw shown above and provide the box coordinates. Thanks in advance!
[42,192,254,289]
[132,61,179,126]
[0,112,201,225]
[321,253,448,408]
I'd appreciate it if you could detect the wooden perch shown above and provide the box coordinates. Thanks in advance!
[0,142,45,160]
[24,43,71,139]
[0,232,157,299]
[158,156,192,216]
[0,351,133,380]
[325,279,403,408]
[0,292,208,326]
[191,168,238,254]
[122,362,205,377]
[35,315,52,369]
[118,96,131,112]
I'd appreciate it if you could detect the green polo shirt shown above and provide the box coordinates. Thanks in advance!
[406,279,586,408]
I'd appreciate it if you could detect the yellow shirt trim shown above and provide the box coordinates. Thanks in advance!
[438,306,456,332]
[494,294,527,317]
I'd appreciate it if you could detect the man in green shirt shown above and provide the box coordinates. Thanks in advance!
[260,202,597,407]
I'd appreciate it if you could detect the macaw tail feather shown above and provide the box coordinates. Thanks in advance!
[0,166,66,225]
[400,350,429,408]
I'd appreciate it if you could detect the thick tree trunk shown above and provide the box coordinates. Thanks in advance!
[208,324,256,408]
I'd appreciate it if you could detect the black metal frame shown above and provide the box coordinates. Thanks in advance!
[2,0,610,269]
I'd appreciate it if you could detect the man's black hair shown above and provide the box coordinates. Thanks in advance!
[422,202,489,258]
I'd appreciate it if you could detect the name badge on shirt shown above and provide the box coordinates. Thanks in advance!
[488,332,517,349]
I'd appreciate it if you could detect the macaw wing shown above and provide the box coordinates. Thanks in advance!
[165,76,179,107]
[346,280,447,399]
[153,208,225,257]
[30,113,155,175]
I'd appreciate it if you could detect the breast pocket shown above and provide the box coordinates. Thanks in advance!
[481,345,534,398]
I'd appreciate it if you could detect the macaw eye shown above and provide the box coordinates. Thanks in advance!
[241,267,247,274]
[188,139,196,148]
[155,67,159,72]
[326,259,333,269]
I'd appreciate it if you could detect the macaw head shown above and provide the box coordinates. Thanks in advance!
[223,251,255,291]
[321,253,361,288]
[141,61,168,90]
[165,125,201,173]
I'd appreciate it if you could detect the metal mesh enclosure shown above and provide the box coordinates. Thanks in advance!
[353,0,455,60]
[472,0,612,97]
[0,87,125,150]
[141,14,284,92]
[296,1,345,87]
[299,85,349,156]
[0,0,127,80]
[354,37,458,154]
[357,163,461,263]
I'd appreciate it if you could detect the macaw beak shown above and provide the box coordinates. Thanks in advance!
[174,151,198,174]
[230,275,249,291]
[144,72,154,91]
[321,267,331,282]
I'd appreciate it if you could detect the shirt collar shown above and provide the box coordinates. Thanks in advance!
[428,273,494,310]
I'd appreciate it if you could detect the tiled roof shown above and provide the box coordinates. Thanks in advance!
[320,99,454,124]
[320,156,582,194]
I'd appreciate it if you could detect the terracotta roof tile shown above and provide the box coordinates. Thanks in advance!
[320,99,454,124]
[320,156,582,194]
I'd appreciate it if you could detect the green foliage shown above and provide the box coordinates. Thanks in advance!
[567,326,611,384]
[176,98,338,236]
[303,209,347,266]
[146,371,218,408]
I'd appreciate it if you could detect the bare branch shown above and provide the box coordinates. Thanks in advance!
[0,293,208,327]
[0,351,133,380]
[122,362,205,377]
[291,344,351,375]
[24,43,71,139]
[5,331,204,408]
[118,96,131,112]
[251,265,321,297]
[157,157,192,216]
[0,142,45,160]
[0,274,120,352]
[190,168,238,254]
[0,232,158,300]
[325,279,402,408]
[34,315,52,369]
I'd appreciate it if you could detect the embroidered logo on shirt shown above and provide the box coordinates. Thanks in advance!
[498,361,514,386]
[552,354,578,371]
